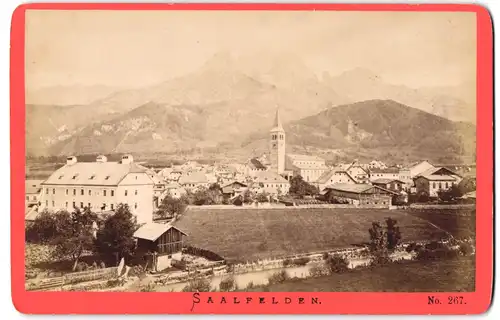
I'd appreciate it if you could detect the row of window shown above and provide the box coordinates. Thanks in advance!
[271,134,284,141]
[431,182,454,189]
[44,200,138,210]
[58,174,111,181]
[45,188,138,196]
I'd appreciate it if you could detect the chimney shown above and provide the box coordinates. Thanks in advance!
[121,154,134,164]
[66,156,77,165]
[96,155,107,163]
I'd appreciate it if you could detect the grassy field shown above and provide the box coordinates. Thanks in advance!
[174,207,456,262]
[408,208,475,239]
[246,257,475,292]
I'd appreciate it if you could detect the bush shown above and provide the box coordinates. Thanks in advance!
[172,259,187,270]
[459,243,474,256]
[282,258,292,267]
[326,254,349,274]
[405,242,417,253]
[322,252,330,260]
[308,264,329,278]
[416,247,460,261]
[246,281,255,290]
[292,257,310,266]
[182,278,211,292]
[369,251,392,267]
[140,283,156,292]
[75,262,89,272]
[267,270,289,285]
[219,276,236,292]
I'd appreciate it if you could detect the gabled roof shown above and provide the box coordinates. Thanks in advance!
[41,162,151,186]
[221,180,248,189]
[254,171,289,183]
[25,180,44,194]
[372,178,405,184]
[324,183,399,195]
[417,175,457,181]
[417,167,462,179]
[248,158,267,170]
[134,223,187,241]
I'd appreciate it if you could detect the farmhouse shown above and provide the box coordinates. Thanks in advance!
[253,171,290,195]
[315,167,357,191]
[39,155,155,224]
[221,181,248,198]
[178,171,210,191]
[371,178,405,193]
[323,183,398,207]
[25,179,43,208]
[134,223,187,271]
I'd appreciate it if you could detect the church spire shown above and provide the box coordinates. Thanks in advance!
[273,107,283,130]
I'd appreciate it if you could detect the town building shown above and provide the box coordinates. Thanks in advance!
[269,108,286,175]
[315,167,357,191]
[178,171,210,191]
[285,153,329,183]
[252,171,290,195]
[369,167,400,182]
[39,155,155,224]
[25,179,43,208]
[322,184,398,208]
[245,158,268,176]
[221,181,248,199]
[413,167,463,198]
[408,160,436,179]
[371,178,405,192]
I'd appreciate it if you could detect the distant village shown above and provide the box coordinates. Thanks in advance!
[25,108,476,226]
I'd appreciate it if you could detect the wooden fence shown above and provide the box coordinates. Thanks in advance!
[26,267,118,291]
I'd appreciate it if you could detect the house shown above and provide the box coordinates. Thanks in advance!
[368,160,388,170]
[322,184,398,207]
[245,158,267,176]
[285,154,329,183]
[408,160,436,179]
[315,167,357,191]
[371,178,405,193]
[25,179,43,208]
[178,171,209,191]
[40,155,155,224]
[253,171,290,195]
[369,167,400,182]
[134,223,187,271]
[221,181,248,198]
[398,167,413,189]
[413,167,462,198]
[345,163,370,184]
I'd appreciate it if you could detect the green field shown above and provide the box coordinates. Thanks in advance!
[174,207,467,262]
[246,257,475,292]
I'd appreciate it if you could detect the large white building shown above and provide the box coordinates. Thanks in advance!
[39,155,155,224]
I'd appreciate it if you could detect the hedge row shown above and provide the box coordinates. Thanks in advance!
[183,246,224,261]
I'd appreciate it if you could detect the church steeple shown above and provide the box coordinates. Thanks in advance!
[273,107,283,130]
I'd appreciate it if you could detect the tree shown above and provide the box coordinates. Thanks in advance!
[26,209,57,243]
[95,204,138,265]
[368,218,402,265]
[437,184,464,202]
[158,195,187,218]
[255,191,270,203]
[289,175,319,199]
[242,189,255,204]
[51,208,97,271]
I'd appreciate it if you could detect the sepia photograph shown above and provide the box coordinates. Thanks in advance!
[23,9,477,295]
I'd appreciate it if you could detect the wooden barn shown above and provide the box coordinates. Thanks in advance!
[323,183,399,208]
[133,223,188,271]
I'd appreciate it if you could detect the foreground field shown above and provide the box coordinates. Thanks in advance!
[245,257,475,292]
[174,207,453,262]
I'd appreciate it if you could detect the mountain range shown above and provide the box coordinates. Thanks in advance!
[26,52,476,163]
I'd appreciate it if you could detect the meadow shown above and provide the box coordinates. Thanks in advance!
[174,207,472,262]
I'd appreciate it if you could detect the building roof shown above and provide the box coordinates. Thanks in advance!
[254,171,289,183]
[221,180,248,189]
[324,183,398,195]
[372,178,405,185]
[417,167,461,179]
[315,166,352,184]
[41,162,151,186]
[134,223,187,242]
[369,167,399,174]
[248,158,267,170]
[178,171,208,184]
[25,180,44,194]
[270,108,284,132]
[418,175,457,181]
[287,154,325,163]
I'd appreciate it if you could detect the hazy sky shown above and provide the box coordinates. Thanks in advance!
[25,10,476,89]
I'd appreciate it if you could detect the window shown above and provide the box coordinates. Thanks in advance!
[439,182,442,189]
[111,190,114,197]
[52,201,55,207]
[72,174,78,180]
[102,203,106,210]
[65,189,68,195]
[45,200,48,207]
[25,196,29,201]
[80,189,84,196]
[103,190,107,197]
[58,175,64,180]
[135,190,138,196]
[52,188,55,195]
[125,190,128,196]
[80,202,84,208]
[45,188,49,194]
[89,175,95,180]
[110,204,114,210]
[88,203,91,208]
[445,182,449,189]
[65,202,68,208]
[433,183,436,189]
[72,201,76,208]
[88,190,92,196]
[134,203,138,209]
[105,176,110,180]
[73,189,76,196]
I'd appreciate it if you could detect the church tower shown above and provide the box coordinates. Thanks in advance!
[269,107,286,174]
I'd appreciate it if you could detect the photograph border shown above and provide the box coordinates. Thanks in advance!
[10,2,493,315]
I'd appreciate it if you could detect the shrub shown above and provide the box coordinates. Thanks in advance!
[140,283,156,292]
[219,276,236,292]
[246,281,255,290]
[282,258,292,267]
[172,259,187,270]
[292,257,310,266]
[267,270,289,285]
[308,264,329,278]
[326,254,349,274]
[369,251,392,267]
[322,252,330,260]
[75,262,89,272]
[128,265,145,278]
[416,247,460,261]
[182,278,211,292]
[406,242,417,253]
[459,243,474,256]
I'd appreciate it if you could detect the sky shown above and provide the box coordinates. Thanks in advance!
[25,10,476,90]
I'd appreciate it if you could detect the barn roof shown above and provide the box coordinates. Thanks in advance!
[325,183,399,195]
[134,223,187,241]
[372,178,405,184]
